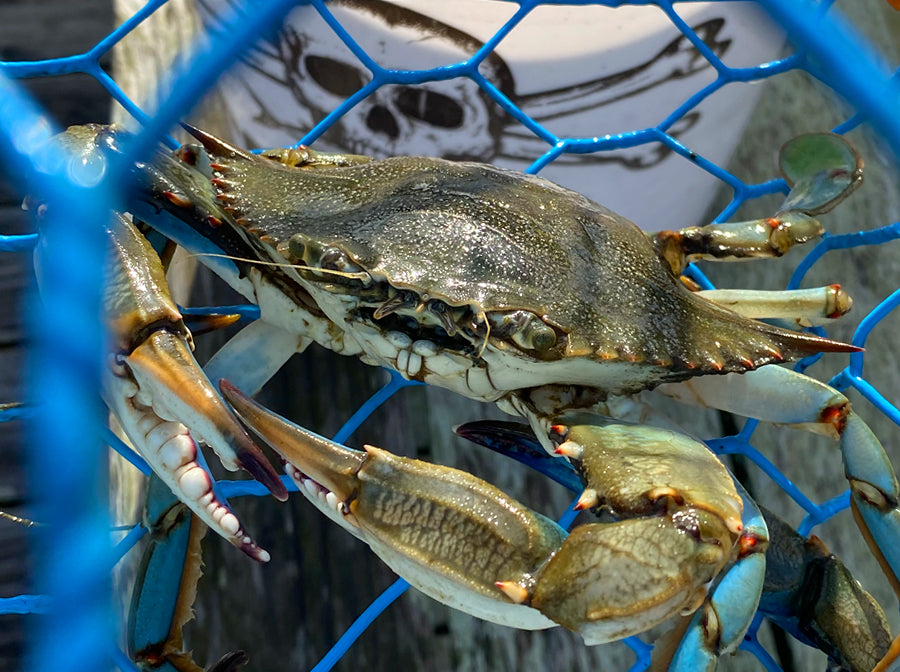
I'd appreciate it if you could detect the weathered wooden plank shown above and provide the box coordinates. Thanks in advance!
[0,1,113,62]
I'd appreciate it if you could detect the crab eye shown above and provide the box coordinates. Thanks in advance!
[319,247,361,275]
[515,319,557,352]
[288,235,323,266]
[489,310,557,353]
[287,236,309,264]
[320,248,350,271]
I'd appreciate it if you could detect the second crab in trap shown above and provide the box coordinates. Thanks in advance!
[31,125,900,671]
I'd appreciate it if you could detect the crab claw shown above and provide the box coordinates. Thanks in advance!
[220,381,754,643]
[219,378,564,630]
[98,214,286,562]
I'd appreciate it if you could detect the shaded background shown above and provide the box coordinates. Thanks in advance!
[1,2,900,671]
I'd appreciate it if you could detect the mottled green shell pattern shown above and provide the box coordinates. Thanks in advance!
[203,138,847,377]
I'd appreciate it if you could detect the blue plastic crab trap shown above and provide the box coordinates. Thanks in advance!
[2,1,900,671]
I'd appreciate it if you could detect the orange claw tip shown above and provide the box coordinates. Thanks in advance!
[724,514,744,536]
[182,311,241,336]
[807,534,831,554]
[162,190,193,208]
[737,532,769,559]
[872,633,900,672]
[495,581,528,604]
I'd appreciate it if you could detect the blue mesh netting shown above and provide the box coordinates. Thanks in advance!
[1,1,899,671]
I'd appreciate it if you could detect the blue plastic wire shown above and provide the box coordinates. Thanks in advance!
[111,523,150,569]
[0,595,52,615]
[332,369,421,445]
[2,1,900,671]
[1,72,114,672]
[102,428,153,477]
[624,637,654,672]
[0,234,38,252]
[738,614,783,672]
[0,403,33,422]
[310,578,411,672]
[797,491,851,538]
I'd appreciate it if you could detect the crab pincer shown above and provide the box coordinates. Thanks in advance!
[97,213,286,561]
[220,380,761,644]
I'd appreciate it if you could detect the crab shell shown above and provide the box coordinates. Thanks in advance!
[142,127,850,406]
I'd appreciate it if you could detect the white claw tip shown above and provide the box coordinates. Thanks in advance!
[240,538,271,563]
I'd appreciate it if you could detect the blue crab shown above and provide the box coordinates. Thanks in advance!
[34,125,900,670]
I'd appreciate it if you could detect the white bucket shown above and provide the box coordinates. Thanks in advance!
[203,0,783,230]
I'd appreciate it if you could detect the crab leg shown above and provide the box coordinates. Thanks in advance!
[128,474,207,669]
[129,474,252,670]
[96,214,286,561]
[757,508,893,672]
[696,285,852,327]
[654,211,827,276]
[658,481,767,671]
[459,418,892,670]
[659,365,900,599]
[654,133,863,276]
[203,319,308,397]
